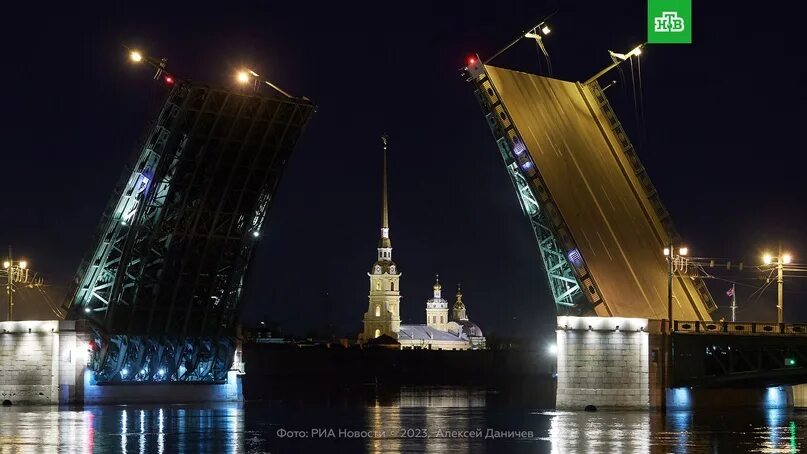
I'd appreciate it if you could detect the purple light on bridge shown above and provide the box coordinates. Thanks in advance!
[513,141,526,156]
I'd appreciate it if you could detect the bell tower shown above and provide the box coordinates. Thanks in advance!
[362,135,401,341]
[452,283,467,321]
[426,274,449,331]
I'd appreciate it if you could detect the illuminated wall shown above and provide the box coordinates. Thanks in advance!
[556,316,650,410]
[0,320,60,404]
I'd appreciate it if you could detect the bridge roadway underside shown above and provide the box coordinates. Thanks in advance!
[673,332,807,388]
[485,65,711,320]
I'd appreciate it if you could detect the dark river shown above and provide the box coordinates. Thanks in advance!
[0,387,803,452]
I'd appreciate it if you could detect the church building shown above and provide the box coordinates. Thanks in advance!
[359,136,485,350]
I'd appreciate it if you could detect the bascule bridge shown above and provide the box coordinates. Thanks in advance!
[464,29,807,410]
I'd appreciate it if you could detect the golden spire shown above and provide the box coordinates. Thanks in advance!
[381,134,389,232]
[377,134,392,257]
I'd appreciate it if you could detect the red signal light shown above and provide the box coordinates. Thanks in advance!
[164,75,174,84]
[467,57,477,66]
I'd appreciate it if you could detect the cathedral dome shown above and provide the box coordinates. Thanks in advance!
[426,274,448,309]
[426,296,448,309]
[457,320,484,338]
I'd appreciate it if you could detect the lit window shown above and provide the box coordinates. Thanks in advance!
[375,305,381,317]
[374,329,381,338]
[376,281,380,290]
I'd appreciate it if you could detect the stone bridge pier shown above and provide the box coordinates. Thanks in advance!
[555,316,807,411]
[0,320,242,406]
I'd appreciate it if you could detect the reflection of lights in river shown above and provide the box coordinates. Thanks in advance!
[547,411,650,453]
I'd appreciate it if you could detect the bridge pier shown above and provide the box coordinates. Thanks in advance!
[0,320,243,406]
[556,316,659,410]
[791,384,807,408]
[556,316,802,411]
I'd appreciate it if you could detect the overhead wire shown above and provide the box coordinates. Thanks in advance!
[636,54,647,148]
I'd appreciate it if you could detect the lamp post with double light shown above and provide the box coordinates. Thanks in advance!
[762,246,793,324]
[3,247,29,321]
[661,243,688,412]
[663,244,689,332]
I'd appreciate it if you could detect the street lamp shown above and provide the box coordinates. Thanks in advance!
[236,70,250,84]
[762,246,793,324]
[3,247,31,321]
[661,242,689,412]
[663,243,689,332]
[235,67,294,98]
[125,48,171,84]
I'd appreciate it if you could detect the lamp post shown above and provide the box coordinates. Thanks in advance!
[661,243,688,412]
[762,246,793,324]
[234,67,293,98]
[3,247,29,321]
[663,244,689,332]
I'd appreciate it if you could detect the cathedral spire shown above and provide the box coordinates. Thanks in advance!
[381,134,389,237]
[377,134,392,262]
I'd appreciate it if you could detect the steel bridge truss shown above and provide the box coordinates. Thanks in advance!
[672,327,807,388]
[90,331,236,383]
[469,68,585,314]
[67,81,315,382]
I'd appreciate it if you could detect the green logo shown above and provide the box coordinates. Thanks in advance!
[648,0,692,44]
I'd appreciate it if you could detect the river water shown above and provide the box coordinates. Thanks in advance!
[0,387,803,453]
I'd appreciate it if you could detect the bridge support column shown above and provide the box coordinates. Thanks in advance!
[791,384,807,408]
[556,316,803,411]
[556,316,658,410]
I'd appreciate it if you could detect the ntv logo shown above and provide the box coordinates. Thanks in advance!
[654,12,685,32]
[648,0,691,43]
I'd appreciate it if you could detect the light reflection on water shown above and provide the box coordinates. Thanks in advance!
[0,404,244,453]
[0,388,805,453]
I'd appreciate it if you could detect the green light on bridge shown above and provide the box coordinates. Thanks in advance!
[786,357,797,367]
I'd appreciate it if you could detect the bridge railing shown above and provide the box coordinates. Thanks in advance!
[674,320,807,336]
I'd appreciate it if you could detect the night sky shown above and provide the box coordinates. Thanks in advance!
[2,1,806,338]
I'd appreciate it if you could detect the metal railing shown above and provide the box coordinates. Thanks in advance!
[674,320,807,336]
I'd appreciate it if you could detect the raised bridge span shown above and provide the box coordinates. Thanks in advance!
[63,75,315,384]
[466,60,716,320]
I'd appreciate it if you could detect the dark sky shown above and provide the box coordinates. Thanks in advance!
[1,0,806,337]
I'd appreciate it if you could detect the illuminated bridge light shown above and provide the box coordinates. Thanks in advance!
[786,357,797,367]
[567,249,583,268]
[671,387,692,410]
